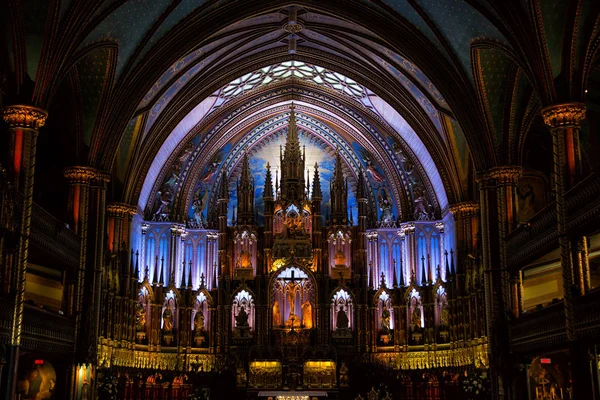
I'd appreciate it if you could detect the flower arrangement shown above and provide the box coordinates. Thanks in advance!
[462,371,490,399]
[98,373,119,400]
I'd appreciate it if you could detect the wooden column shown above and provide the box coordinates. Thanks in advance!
[541,103,594,398]
[2,105,47,400]
[478,165,522,400]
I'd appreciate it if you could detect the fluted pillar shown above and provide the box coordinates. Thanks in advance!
[64,166,97,357]
[478,165,522,400]
[2,105,47,400]
[88,170,110,400]
[541,102,594,398]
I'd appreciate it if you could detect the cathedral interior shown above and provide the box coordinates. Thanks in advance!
[1,1,600,399]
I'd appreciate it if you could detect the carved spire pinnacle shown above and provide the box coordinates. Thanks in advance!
[188,260,193,289]
[356,167,366,200]
[399,258,405,287]
[263,162,274,200]
[280,103,306,203]
[330,148,348,223]
[312,162,322,200]
[236,149,254,223]
[218,170,229,201]
[180,260,186,288]
[421,255,427,286]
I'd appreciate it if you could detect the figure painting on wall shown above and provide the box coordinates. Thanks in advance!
[16,360,57,400]
[517,173,548,224]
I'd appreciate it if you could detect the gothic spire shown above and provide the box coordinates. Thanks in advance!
[356,167,366,200]
[236,149,254,223]
[330,148,348,223]
[312,162,322,200]
[218,170,229,201]
[279,103,306,203]
[263,162,274,200]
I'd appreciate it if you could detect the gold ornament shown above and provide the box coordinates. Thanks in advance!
[541,102,586,128]
[2,105,48,129]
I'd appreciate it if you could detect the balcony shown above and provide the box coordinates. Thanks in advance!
[0,299,76,353]
[510,289,600,353]
[30,200,80,269]
[506,173,600,269]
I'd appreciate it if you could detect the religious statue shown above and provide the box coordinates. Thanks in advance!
[411,305,422,331]
[336,305,349,330]
[302,301,313,328]
[440,304,449,327]
[378,188,394,223]
[339,362,349,387]
[235,307,249,327]
[162,307,173,332]
[273,301,281,327]
[135,302,146,331]
[191,190,208,227]
[194,309,205,333]
[413,186,429,220]
[155,186,173,217]
[285,285,301,327]
[381,306,391,334]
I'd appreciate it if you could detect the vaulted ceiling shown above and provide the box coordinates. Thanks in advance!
[2,0,599,219]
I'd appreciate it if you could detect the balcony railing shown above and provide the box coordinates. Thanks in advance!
[506,173,600,268]
[0,299,76,353]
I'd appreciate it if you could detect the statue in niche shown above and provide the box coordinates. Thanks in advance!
[177,142,194,166]
[411,305,422,331]
[235,307,249,327]
[135,302,146,331]
[273,301,281,327]
[336,305,349,330]
[378,188,394,223]
[155,186,173,217]
[381,305,391,334]
[191,190,208,227]
[162,307,173,332]
[440,304,449,327]
[413,186,429,220]
[165,165,181,191]
[302,301,313,328]
[339,362,349,387]
[194,309,205,333]
[285,285,301,328]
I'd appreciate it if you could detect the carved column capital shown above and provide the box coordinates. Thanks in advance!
[94,170,112,184]
[107,202,137,219]
[541,102,586,128]
[63,166,97,184]
[2,105,48,129]
[476,166,522,187]
[448,201,480,217]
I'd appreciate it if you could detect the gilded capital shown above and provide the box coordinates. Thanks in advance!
[107,202,136,219]
[94,170,112,183]
[540,103,586,128]
[448,201,480,216]
[2,105,48,130]
[63,166,97,184]
[477,166,522,186]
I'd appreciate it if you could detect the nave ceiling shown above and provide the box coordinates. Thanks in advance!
[2,0,599,219]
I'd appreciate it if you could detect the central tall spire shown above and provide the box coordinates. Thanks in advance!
[279,103,306,204]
